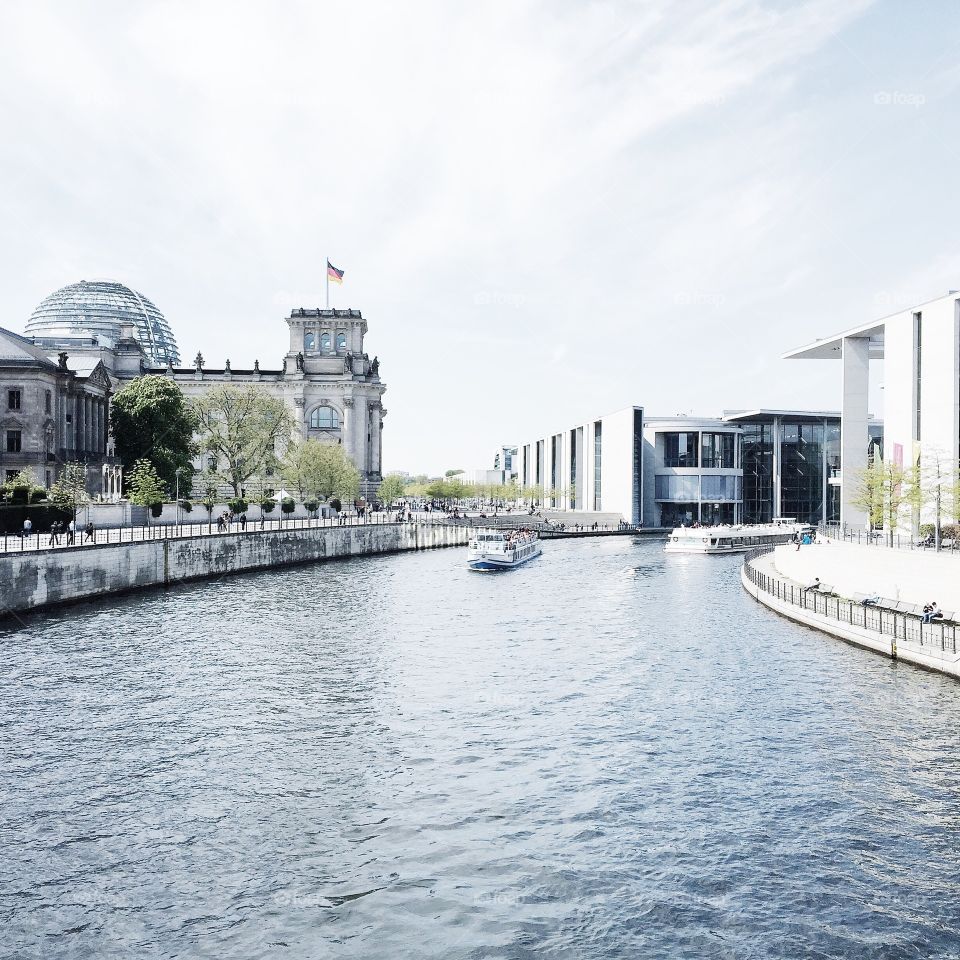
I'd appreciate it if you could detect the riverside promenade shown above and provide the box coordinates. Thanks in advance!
[742,541,960,679]
[0,519,471,619]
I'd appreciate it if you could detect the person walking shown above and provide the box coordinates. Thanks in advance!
[240,513,247,531]
[67,518,75,545]
[84,521,95,543]
[49,520,60,546]
[22,516,32,542]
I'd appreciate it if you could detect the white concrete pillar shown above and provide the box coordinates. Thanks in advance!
[841,336,870,529]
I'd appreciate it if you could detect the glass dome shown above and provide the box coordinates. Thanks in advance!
[24,279,180,366]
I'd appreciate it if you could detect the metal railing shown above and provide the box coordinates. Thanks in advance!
[0,513,458,556]
[819,522,960,554]
[743,546,959,654]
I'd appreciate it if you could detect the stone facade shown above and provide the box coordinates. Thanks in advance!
[11,303,387,501]
[161,308,386,497]
[0,326,115,494]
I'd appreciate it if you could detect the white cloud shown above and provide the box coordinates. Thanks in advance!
[7,0,960,474]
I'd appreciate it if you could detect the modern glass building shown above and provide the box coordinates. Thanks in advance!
[25,280,180,367]
[643,417,743,527]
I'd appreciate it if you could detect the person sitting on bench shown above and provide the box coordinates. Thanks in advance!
[804,577,821,592]
[923,602,943,624]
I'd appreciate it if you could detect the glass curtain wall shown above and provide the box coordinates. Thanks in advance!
[742,423,773,523]
[701,432,736,468]
[662,433,698,467]
[780,422,824,523]
[593,422,602,511]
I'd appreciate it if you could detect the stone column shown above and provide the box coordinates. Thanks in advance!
[841,336,871,529]
[369,403,382,475]
[342,397,355,462]
[353,395,368,474]
[294,397,307,440]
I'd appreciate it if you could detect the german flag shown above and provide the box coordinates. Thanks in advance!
[327,260,344,284]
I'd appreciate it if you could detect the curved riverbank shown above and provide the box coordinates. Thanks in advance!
[742,548,960,679]
[0,522,471,619]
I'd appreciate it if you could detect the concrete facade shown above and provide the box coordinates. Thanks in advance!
[0,522,469,617]
[786,290,960,529]
[517,406,644,525]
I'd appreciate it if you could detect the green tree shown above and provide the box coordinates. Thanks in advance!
[111,376,197,495]
[193,386,293,497]
[851,458,914,546]
[49,462,89,520]
[445,469,464,478]
[126,459,168,508]
[281,439,360,502]
[912,447,960,550]
[378,474,407,505]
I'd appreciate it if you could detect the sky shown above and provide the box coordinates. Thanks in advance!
[2,0,960,475]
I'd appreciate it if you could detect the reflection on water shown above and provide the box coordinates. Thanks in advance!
[3,536,960,958]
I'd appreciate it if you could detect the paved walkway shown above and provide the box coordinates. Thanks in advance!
[0,513,449,556]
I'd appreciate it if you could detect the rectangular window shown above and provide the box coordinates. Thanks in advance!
[5,469,17,482]
[593,421,602,511]
[914,311,922,442]
[655,474,701,500]
[632,409,643,525]
[662,432,699,468]
[701,432,736,468]
[8,389,21,410]
[741,423,773,523]
[6,430,22,453]
[45,390,52,414]
[569,429,577,509]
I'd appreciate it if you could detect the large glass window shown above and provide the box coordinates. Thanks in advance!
[701,475,742,501]
[309,406,340,430]
[780,421,824,523]
[700,503,735,525]
[701,432,736,468]
[320,333,331,352]
[660,502,698,527]
[570,429,577,509]
[336,333,347,352]
[8,389,21,411]
[304,332,315,351]
[6,429,22,453]
[742,423,773,523]
[593,422,602,510]
[655,474,700,500]
[662,432,698,467]
[632,410,643,525]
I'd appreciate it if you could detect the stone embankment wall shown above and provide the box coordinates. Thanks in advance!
[0,523,470,618]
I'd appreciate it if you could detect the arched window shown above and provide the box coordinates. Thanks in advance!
[336,333,347,352]
[309,405,340,430]
[304,332,315,351]
[320,333,331,352]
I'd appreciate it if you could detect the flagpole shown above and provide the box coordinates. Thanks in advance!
[325,256,329,310]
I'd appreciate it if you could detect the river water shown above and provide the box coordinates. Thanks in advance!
[3,536,960,958]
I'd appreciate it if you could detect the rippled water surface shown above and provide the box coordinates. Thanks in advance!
[4,537,960,958]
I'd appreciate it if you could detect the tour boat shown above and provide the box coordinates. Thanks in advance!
[467,529,542,571]
[664,518,812,555]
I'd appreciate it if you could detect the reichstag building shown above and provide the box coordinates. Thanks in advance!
[0,279,386,497]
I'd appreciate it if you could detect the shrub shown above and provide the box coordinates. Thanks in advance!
[10,485,30,505]
[30,489,48,504]
[179,499,193,513]
[150,502,163,518]
[304,499,319,514]
[329,498,341,512]
[280,496,296,515]
[260,498,277,513]
[202,497,215,515]
[227,497,248,515]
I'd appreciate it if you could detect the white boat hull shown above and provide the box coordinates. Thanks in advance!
[467,530,542,571]
[664,521,809,555]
